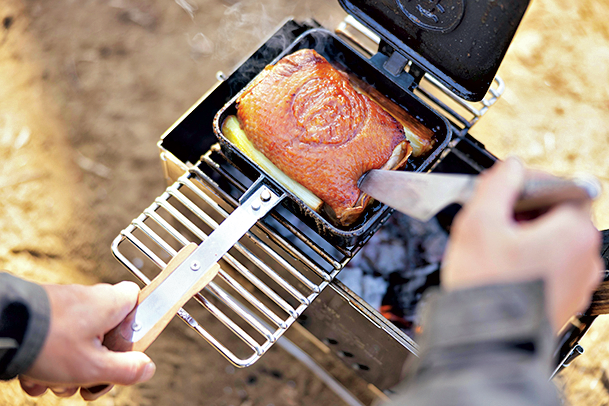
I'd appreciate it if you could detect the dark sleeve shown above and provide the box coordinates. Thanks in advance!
[385,281,561,406]
[0,272,50,380]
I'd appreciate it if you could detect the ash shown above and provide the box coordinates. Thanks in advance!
[338,212,448,337]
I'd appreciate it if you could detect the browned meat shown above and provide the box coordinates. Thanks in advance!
[236,49,412,226]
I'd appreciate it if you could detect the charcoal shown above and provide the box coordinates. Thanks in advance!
[348,235,409,277]
[338,266,388,311]
[342,212,448,336]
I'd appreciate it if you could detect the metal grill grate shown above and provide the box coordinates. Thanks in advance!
[112,145,347,366]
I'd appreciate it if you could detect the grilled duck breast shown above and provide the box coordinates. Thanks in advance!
[236,49,413,226]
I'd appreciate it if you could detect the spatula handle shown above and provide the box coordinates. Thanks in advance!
[459,173,599,212]
[515,175,600,213]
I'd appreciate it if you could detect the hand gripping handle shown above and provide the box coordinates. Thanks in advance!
[103,243,220,351]
[83,243,219,398]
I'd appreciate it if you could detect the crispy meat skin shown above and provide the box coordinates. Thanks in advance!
[236,49,409,225]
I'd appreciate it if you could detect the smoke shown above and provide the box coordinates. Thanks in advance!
[188,32,214,60]
[175,0,197,19]
[211,1,298,63]
[174,0,345,69]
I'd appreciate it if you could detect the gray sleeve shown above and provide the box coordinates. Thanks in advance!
[0,272,50,380]
[385,281,561,406]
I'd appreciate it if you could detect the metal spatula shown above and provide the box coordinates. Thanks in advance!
[359,170,601,222]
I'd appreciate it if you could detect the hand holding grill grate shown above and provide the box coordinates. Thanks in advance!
[17,281,156,400]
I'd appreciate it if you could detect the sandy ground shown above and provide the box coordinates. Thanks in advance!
[0,0,608,405]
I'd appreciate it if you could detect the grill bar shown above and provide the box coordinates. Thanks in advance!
[144,209,191,245]
[155,192,303,317]
[206,281,274,340]
[124,231,166,268]
[112,237,153,284]
[156,200,206,240]
[192,291,263,350]
[179,177,321,296]
[217,269,288,327]
[133,220,177,256]
[171,177,318,305]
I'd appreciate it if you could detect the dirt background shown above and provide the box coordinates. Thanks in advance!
[0,0,608,405]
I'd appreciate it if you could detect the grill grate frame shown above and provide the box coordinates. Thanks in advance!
[112,145,348,367]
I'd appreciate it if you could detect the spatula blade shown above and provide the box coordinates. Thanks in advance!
[359,170,474,221]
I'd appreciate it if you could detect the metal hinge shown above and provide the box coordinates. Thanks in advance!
[335,15,505,132]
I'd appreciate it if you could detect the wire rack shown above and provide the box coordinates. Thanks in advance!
[112,150,345,366]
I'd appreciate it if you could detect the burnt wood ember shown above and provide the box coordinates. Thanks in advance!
[339,212,447,336]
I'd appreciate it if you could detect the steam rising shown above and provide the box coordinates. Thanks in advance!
[213,1,298,62]
[175,0,197,19]
[188,32,214,60]
[173,0,345,88]
[174,1,345,60]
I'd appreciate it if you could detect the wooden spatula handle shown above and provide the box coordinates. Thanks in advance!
[514,176,598,213]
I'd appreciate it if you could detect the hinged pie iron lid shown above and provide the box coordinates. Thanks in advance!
[338,0,531,101]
